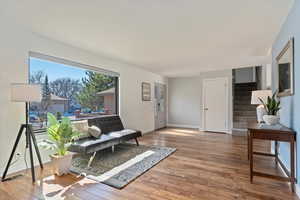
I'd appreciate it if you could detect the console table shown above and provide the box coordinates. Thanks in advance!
[247,123,296,192]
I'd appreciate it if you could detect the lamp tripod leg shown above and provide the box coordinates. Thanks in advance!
[27,128,36,182]
[28,125,43,169]
[1,125,25,182]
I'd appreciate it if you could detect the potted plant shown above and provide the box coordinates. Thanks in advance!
[259,91,281,125]
[40,113,79,176]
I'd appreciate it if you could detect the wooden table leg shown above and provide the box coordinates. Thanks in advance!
[247,131,250,160]
[275,141,278,165]
[290,138,295,192]
[249,133,253,183]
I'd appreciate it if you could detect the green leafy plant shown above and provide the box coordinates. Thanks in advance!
[259,91,281,115]
[40,113,79,156]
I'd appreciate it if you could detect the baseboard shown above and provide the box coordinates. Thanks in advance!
[271,145,300,198]
[142,130,155,135]
[296,184,300,198]
[199,128,232,134]
[232,128,247,132]
[1,158,51,178]
[167,124,200,129]
[277,157,300,197]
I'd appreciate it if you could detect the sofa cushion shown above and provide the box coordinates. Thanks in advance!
[68,134,119,154]
[108,129,139,138]
[88,115,124,134]
[108,129,142,142]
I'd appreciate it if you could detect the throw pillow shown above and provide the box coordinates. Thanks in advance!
[72,120,90,140]
[88,126,102,138]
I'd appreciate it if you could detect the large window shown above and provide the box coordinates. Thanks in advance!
[29,53,119,132]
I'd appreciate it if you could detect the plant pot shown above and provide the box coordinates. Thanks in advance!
[50,152,73,176]
[263,115,280,125]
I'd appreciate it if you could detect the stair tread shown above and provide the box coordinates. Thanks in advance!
[233,83,257,129]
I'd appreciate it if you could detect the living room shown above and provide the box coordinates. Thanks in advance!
[0,0,300,199]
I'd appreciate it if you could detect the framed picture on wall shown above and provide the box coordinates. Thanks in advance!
[276,38,294,97]
[142,82,151,101]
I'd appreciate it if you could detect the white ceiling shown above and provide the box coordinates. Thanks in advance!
[2,0,294,77]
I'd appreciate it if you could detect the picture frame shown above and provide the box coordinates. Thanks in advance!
[142,82,151,101]
[276,38,294,97]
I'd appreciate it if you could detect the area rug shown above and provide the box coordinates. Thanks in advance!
[70,143,176,189]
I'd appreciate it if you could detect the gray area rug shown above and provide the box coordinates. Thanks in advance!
[70,143,176,189]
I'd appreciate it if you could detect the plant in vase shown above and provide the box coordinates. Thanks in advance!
[40,113,79,176]
[259,91,281,125]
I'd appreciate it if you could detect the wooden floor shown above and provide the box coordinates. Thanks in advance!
[0,128,299,200]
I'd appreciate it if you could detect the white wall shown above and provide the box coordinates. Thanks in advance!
[168,77,201,128]
[0,20,166,174]
[167,69,232,131]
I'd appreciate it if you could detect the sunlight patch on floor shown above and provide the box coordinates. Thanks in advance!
[35,175,94,200]
[164,131,194,137]
[172,129,198,134]
[160,128,199,137]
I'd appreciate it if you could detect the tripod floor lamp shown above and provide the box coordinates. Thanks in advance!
[2,83,43,182]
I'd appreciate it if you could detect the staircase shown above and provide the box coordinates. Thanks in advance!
[232,83,257,136]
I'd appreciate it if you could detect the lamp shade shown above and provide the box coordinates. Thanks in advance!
[11,83,42,102]
[251,90,272,105]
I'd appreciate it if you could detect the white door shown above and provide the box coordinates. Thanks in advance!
[155,83,166,130]
[203,78,228,133]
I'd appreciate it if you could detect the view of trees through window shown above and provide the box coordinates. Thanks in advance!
[29,57,118,131]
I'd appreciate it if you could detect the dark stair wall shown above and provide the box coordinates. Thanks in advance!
[233,82,257,130]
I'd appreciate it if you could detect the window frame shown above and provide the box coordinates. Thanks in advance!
[28,52,120,134]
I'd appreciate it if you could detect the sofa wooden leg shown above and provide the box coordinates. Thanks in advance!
[87,152,97,168]
[135,138,139,146]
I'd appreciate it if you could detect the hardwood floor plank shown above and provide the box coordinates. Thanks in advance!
[0,128,298,200]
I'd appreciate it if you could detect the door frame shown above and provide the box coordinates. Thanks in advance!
[202,77,230,133]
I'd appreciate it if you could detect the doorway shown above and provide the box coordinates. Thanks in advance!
[202,77,229,133]
[232,66,261,136]
[154,83,166,130]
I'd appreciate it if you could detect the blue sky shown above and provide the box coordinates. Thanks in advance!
[30,57,88,81]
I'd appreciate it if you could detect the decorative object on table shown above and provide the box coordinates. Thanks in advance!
[70,143,176,189]
[2,83,43,182]
[142,82,151,101]
[251,90,272,123]
[258,91,281,125]
[39,113,79,176]
[277,37,294,97]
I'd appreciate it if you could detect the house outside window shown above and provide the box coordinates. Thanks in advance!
[29,53,119,133]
